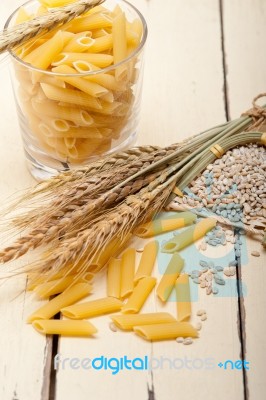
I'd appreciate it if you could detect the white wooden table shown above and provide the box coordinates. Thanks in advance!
[0,1,265,399]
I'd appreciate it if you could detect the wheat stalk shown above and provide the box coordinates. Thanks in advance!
[0,0,105,55]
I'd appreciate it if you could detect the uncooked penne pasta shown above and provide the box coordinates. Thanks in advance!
[33,319,97,336]
[86,73,126,91]
[134,241,158,283]
[175,274,191,322]
[122,277,156,314]
[88,34,113,53]
[112,11,127,81]
[134,212,197,238]
[32,99,94,127]
[39,0,75,6]
[161,218,217,253]
[92,28,110,38]
[51,52,114,68]
[120,248,136,299]
[62,297,123,319]
[63,33,94,53]
[27,282,92,323]
[31,72,66,87]
[40,83,102,110]
[111,313,176,331]
[69,12,113,33]
[52,65,109,97]
[107,258,121,299]
[34,273,93,299]
[156,253,184,302]
[134,322,198,341]
[24,31,68,70]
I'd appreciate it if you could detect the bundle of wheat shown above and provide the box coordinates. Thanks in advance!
[0,101,265,286]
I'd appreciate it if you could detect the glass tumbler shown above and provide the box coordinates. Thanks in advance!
[5,0,147,180]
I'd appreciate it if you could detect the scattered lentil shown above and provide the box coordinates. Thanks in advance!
[197,309,206,316]
[183,338,193,345]
[109,322,118,332]
[195,322,202,331]
[176,337,184,343]
[251,251,260,257]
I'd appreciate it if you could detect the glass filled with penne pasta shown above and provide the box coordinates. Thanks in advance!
[5,0,147,180]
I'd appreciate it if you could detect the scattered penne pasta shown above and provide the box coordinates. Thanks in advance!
[120,248,136,298]
[161,218,217,253]
[134,322,199,341]
[134,212,197,238]
[111,312,176,331]
[27,282,92,323]
[156,253,184,302]
[62,297,123,319]
[175,274,192,322]
[134,241,158,283]
[107,258,121,298]
[122,277,156,314]
[32,319,98,337]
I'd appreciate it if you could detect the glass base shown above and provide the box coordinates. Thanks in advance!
[24,132,137,181]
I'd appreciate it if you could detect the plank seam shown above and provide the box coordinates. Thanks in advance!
[235,230,249,400]
[219,0,230,121]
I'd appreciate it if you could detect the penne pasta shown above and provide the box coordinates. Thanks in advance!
[156,253,184,302]
[63,33,94,52]
[86,72,126,91]
[34,273,93,299]
[121,277,156,314]
[101,91,114,103]
[112,11,128,81]
[39,0,76,6]
[32,99,94,127]
[24,30,68,70]
[175,274,191,322]
[32,319,97,337]
[27,282,92,323]
[134,212,197,238]
[107,258,121,299]
[31,72,66,87]
[51,52,114,68]
[134,322,199,341]
[161,218,217,253]
[120,248,136,299]
[62,297,123,319]
[92,28,110,38]
[68,12,113,33]
[88,34,113,53]
[134,241,158,283]
[111,312,176,331]
[40,83,102,110]
[52,65,109,97]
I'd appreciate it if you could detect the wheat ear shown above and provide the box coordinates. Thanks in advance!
[0,0,105,54]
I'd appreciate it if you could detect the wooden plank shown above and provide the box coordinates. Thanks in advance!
[133,0,226,146]
[237,236,266,400]
[151,228,244,400]
[222,0,266,119]
[223,1,266,398]
[0,2,52,400]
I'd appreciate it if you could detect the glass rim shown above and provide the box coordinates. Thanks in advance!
[5,0,148,77]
